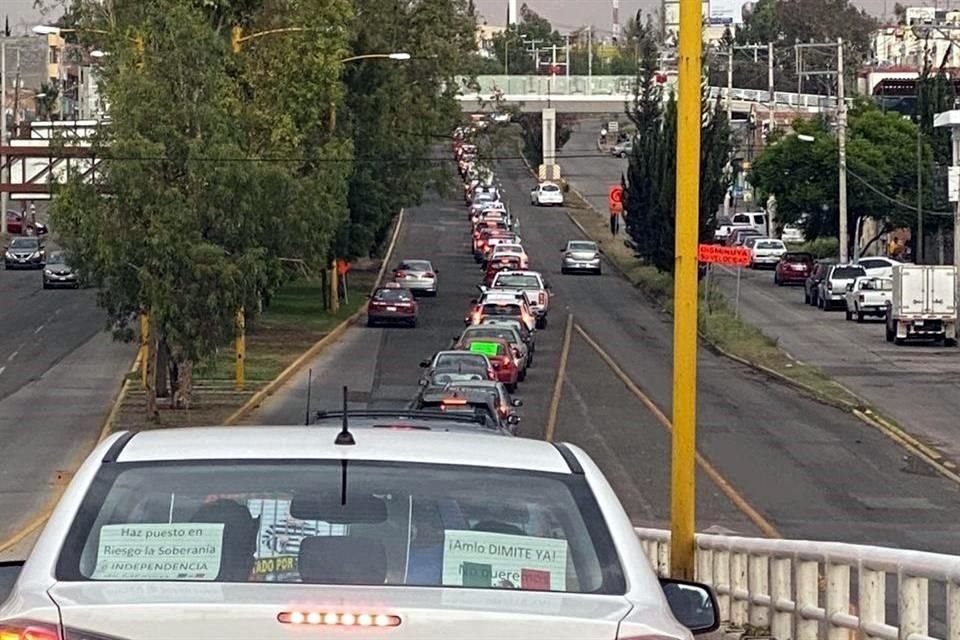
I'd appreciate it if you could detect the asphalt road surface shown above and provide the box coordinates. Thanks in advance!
[0,259,134,546]
[246,156,960,554]
[562,119,960,466]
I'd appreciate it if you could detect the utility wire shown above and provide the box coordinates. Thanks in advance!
[846,167,954,217]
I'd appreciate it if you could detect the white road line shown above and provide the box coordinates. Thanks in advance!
[0,366,5,376]
[34,324,45,334]
[7,351,17,362]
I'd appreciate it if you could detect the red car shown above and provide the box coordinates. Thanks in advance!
[5,210,48,236]
[458,337,520,391]
[366,285,418,327]
[774,251,814,286]
[483,255,522,286]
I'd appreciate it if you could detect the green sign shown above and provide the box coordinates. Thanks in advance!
[468,341,500,357]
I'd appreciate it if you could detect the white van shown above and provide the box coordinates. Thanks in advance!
[731,212,768,236]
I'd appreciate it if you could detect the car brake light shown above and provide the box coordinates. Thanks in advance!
[394,270,407,277]
[0,621,60,640]
[278,611,401,628]
[424,272,435,278]
[539,292,546,305]
[442,398,468,406]
[859,294,865,303]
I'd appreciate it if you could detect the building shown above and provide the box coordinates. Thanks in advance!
[662,0,740,46]
[476,23,506,60]
[870,7,960,70]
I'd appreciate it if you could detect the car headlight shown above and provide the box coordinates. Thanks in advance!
[30,252,40,259]
[44,269,52,275]
[4,252,12,260]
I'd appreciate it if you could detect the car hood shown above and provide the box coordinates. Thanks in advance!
[48,583,636,640]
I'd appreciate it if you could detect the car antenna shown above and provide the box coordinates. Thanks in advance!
[335,385,355,445]
[303,368,313,426]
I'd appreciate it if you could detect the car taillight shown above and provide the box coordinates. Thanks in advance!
[278,612,401,628]
[0,621,60,640]
[424,272,435,278]
[394,270,407,278]
[539,292,546,305]
[859,294,865,302]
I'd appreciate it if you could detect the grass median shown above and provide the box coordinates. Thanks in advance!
[113,269,376,432]
[565,196,862,409]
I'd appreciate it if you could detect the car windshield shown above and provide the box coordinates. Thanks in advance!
[568,242,596,252]
[9,238,38,249]
[374,289,413,302]
[756,241,784,249]
[435,353,487,368]
[47,253,67,265]
[56,461,624,593]
[833,267,866,279]
[784,253,812,263]
[495,275,540,289]
[482,303,521,316]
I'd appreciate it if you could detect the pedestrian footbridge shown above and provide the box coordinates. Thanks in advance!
[457,75,836,117]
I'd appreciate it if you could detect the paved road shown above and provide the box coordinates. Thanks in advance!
[0,261,134,546]
[561,120,960,465]
[247,160,960,554]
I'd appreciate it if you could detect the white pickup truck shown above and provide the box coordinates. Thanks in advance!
[885,265,957,346]
[844,276,892,322]
[485,270,550,329]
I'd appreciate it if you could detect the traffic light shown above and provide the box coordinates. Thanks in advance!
[231,26,243,53]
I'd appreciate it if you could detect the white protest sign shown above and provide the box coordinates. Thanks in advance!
[441,530,568,591]
[93,523,224,581]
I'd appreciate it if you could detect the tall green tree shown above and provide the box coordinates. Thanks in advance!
[624,26,732,274]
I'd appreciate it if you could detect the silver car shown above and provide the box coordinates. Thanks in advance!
[392,259,438,296]
[561,240,602,275]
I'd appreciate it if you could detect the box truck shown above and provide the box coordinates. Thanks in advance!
[885,265,957,346]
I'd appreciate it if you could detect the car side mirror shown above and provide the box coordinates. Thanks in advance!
[419,360,430,368]
[507,414,520,424]
[492,361,502,369]
[660,578,720,634]
[846,283,854,292]
[512,398,523,407]
[470,298,478,305]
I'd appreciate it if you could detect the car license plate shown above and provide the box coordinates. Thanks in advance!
[386,306,397,311]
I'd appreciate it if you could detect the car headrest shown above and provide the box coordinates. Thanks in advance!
[298,536,387,585]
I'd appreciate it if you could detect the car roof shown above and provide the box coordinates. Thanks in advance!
[496,270,542,278]
[111,428,559,468]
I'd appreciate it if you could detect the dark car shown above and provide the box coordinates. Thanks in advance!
[367,285,418,327]
[42,252,79,289]
[411,389,519,433]
[480,317,535,359]
[5,210,48,236]
[419,351,496,386]
[4,236,46,270]
[804,259,837,307]
[774,251,814,286]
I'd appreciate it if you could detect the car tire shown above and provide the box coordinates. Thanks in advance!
[507,383,517,393]
[774,274,781,286]
[42,281,49,290]
[595,267,602,276]
[561,267,568,275]
[856,311,864,323]
[366,317,376,328]
[803,289,810,304]
[945,338,957,347]
[536,316,547,330]
[519,368,527,381]
[845,309,852,321]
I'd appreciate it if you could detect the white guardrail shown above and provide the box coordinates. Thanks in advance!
[635,528,960,640]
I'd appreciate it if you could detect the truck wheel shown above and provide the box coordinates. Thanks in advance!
[845,309,852,321]
[856,311,864,323]
[892,321,904,345]
[885,321,894,342]
[946,338,957,347]
[803,290,810,304]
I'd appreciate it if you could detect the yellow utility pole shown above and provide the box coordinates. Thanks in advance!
[235,307,245,389]
[139,312,150,388]
[670,0,703,580]
[330,259,340,314]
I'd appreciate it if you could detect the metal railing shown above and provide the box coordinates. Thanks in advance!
[635,527,960,640]
[455,76,838,112]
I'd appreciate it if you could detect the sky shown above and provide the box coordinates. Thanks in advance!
[4,0,914,37]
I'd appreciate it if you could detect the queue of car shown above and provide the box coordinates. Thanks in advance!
[0,121,723,638]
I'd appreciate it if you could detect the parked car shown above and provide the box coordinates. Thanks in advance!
[530,181,564,206]
[844,276,892,322]
[750,238,787,269]
[774,252,814,286]
[4,210,48,236]
[855,256,901,279]
[487,270,551,329]
[611,139,633,157]
[42,252,79,289]
[3,236,46,270]
[781,224,805,243]
[727,227,763,247]
[817,264,867,311]
[456,336,520,391]
[803,259,836,306]
[731,211,768,236]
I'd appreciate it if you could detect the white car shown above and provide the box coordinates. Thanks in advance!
[489,243,529,269]
[488,270,551,328]
[0,427,719,639]
[781,224,805,243]
[844,275,892,322]
[855,256,901,279]
[530,182,564,206]
[749,238,786,268]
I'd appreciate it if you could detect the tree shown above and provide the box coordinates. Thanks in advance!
[751,105,933,252]
[488,4,564,75]
[338,0,476,259]
[624,26,732,273]
[50,0,352,413]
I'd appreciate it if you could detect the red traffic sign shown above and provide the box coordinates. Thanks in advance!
[608,185,624,214]
[697,244,751,267]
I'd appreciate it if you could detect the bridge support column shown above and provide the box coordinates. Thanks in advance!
[539,108,560,181]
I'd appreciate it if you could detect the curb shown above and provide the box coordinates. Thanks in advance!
[222,208,405,425]
[563,188,960,487]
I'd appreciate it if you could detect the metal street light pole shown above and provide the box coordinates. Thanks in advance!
[1,38,7,235]
[837,37,849,264]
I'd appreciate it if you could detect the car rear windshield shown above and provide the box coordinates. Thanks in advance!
[833,267,866,279]
[435,354,487,368]
[56,461,625,594]
[784,253,812,263]
[755,241,784,249]
[541,184,560,192]
[494,275,540,289]
[398,261,431,271]
[482,303,521,316]
[374,289,413,301]
[568,242,596,252]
